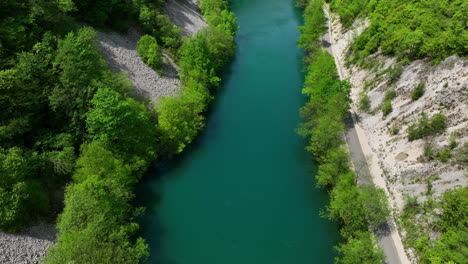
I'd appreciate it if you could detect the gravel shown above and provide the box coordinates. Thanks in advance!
[0,223,56,264]
[165,0,207,36]
[97,28,182,104]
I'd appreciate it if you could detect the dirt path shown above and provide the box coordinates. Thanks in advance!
[322,5,411,264]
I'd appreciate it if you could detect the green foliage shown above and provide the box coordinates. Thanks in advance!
[358,91,371,112]
[200,0,238,36]
[0,147,48,232]
[439,187,467,232]
[298,0,326,52]
[51,27,107,142]
[330,0,369,28]
[360,185,391,230]
[335,231,385,264]
[381,99,392,116]
[137,35,162,73]
[179,34,219,86]
[437,149,451,163]
[42,143,148,264]
[384,89,396,101]
[0,0,75,66]
[327,173,368,238]
[157,92,206,155]
[401,188,468,264]
[201,27,236,70]
[426,229,468,264]
[412,82,426,101]
[298,1,386,261]
[316,147,350,187]
[408,113,447,141]
[137,4,182,54]
[86,88,157,173]
[343,0,467,63]
[156,1,237,156]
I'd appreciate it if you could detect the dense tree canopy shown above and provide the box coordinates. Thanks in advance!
[329,0,468,63]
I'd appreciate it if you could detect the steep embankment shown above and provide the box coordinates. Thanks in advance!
[325,4,467,263]
[327,8,467,208]
[323,6,410,264]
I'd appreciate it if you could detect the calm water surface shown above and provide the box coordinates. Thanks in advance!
[138,0,339,263]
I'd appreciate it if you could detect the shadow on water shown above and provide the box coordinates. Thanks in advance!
[134,47,240,264]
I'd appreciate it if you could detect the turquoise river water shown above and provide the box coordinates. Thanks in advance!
[138,0,339,263]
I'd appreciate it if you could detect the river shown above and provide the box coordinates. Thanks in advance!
[137,0,339,263]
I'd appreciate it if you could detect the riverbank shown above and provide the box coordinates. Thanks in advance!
[137,0,339,262]
[324,2,467,263]
[0,223,56,264]
[322,6,410,264]
[0,1,210,263]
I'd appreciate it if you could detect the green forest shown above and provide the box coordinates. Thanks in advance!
[0,0,236,263]
[327,0,467,64]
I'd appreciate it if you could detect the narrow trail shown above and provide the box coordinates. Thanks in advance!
[322,5,411,264]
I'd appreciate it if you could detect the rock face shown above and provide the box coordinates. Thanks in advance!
[0,223,56,264]
[328,11,468,210]
[97,28,182,104]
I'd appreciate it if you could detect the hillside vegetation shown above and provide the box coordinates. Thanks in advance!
[328,0,467,63]
[1,0,237,263]
[325,0,467,263]
[297,1,391,263]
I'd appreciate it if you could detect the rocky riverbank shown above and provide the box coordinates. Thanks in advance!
[0,223,56,264]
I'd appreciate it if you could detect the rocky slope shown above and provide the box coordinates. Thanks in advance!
[326,7,467,263]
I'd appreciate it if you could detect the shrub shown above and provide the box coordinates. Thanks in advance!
[381,99,392,116]
[408,113,447,141]
[136,35,162,73]
[42,143,149,264]
[437,149,451,163]
[335,231,385,264]
[423,142,435,159]
[387,64,403,84]
[360,185,391,230]
[358,91,370,112]
[384,89,396,101]
[412,82,425,101]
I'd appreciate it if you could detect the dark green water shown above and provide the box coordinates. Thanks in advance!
[138,0,339,263]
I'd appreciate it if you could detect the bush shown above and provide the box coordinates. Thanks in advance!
[358,91,370,112]
[335,231,385,264]
[346,0,467,63]
[86,88,157,173]
[384,89,396,101]
[412,82,425,101]
[0,147,48,232]
[439,187,468,231]
[42,143,148,264]
[437,149,451,163]
[360,185,391,230]
[408,113,447,141]
[423,142,435,159]
[136,35,162,73]
[381,99,392,116]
